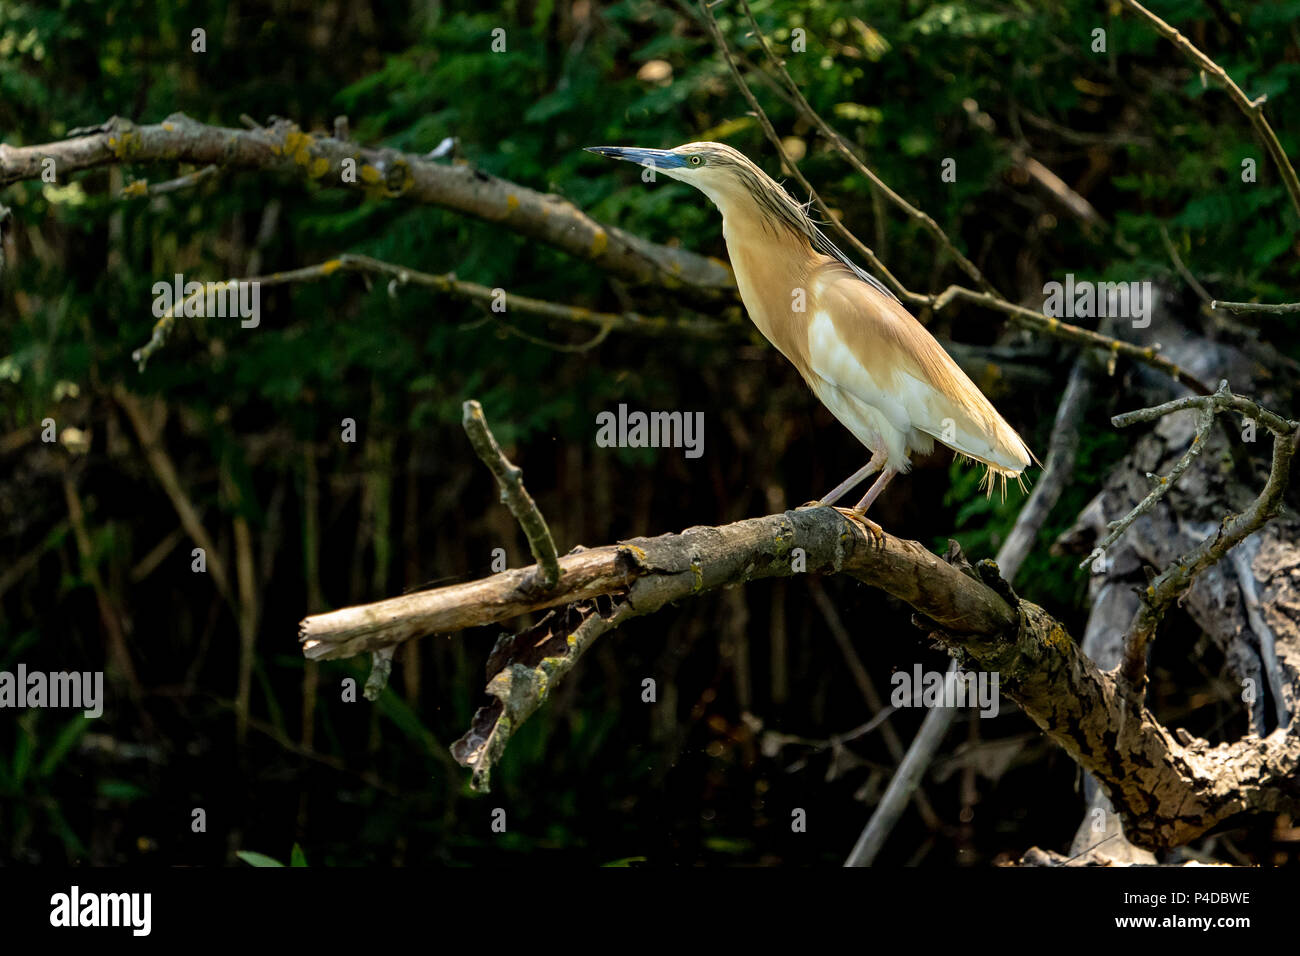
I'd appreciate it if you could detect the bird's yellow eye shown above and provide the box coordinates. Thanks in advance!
[689,155,703,166]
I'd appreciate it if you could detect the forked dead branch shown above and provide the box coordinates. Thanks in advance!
[298,392,1299,849]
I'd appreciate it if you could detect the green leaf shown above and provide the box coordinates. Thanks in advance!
[37,715,90,778]
[236,851,286,867]
[13,726,33,784]
[97,779,149,802]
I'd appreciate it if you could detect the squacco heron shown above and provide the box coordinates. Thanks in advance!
[587,141,1035,534]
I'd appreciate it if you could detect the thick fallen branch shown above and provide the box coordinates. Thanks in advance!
[298,499,1300,845]
[299,507,1013,661]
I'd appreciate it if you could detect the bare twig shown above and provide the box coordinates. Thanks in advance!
[1119,0,1300,219]
[131,252,733,368]
[62,474,143,698]
[461,400,561,590]
[1159,224,1214,307]
[1211,300,1300,315]
[1112,382,1300,698]
[1082,393,1218,571]
[114,387,235,605]
[932,285,1212,396]
[1111,380,1297,435]
[121,163,220,197]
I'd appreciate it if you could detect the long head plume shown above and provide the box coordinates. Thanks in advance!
[585,141,899,302]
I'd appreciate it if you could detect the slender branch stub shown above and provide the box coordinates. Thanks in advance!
[461,400,562,589]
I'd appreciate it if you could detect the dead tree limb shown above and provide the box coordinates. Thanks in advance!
[1113,384,1300,700]
[0,113,735,299]
[298,493,1300,845]
[300,507,1013,661]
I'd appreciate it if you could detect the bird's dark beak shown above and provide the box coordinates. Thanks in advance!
[585,146,685,170]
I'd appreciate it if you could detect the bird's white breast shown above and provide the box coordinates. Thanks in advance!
[806,310,913,468]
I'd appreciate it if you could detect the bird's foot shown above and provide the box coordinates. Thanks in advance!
[834,507,885,545]
[796,499,827,510]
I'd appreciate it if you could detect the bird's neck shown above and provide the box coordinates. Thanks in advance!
[719,203,820,369]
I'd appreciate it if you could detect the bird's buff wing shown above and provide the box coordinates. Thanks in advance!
[806,263,1036,478]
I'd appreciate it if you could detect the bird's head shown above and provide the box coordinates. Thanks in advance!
[585,141,768,213]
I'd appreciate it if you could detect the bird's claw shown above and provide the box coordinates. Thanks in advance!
[795,499,826,510]
[834,507,885,544]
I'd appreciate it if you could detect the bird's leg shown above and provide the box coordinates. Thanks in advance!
[814,456,883,507]
[835,467,898,544]
[852,466,897,513]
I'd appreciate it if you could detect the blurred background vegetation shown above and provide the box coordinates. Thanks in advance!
[1,0,1297,866]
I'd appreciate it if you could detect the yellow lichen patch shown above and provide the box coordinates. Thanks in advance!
[308,156,329,179]
[1043,624,1073,654]
[162,122,175,132]
[360,164,383,185]
[620,544,648,562]
[506,194,520,211]
[121,180,148,198]
[107,128,142,160]
[283,130,312,164]
[590,228,608,258]
[320,259,344,276]
[689,558,704,593]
